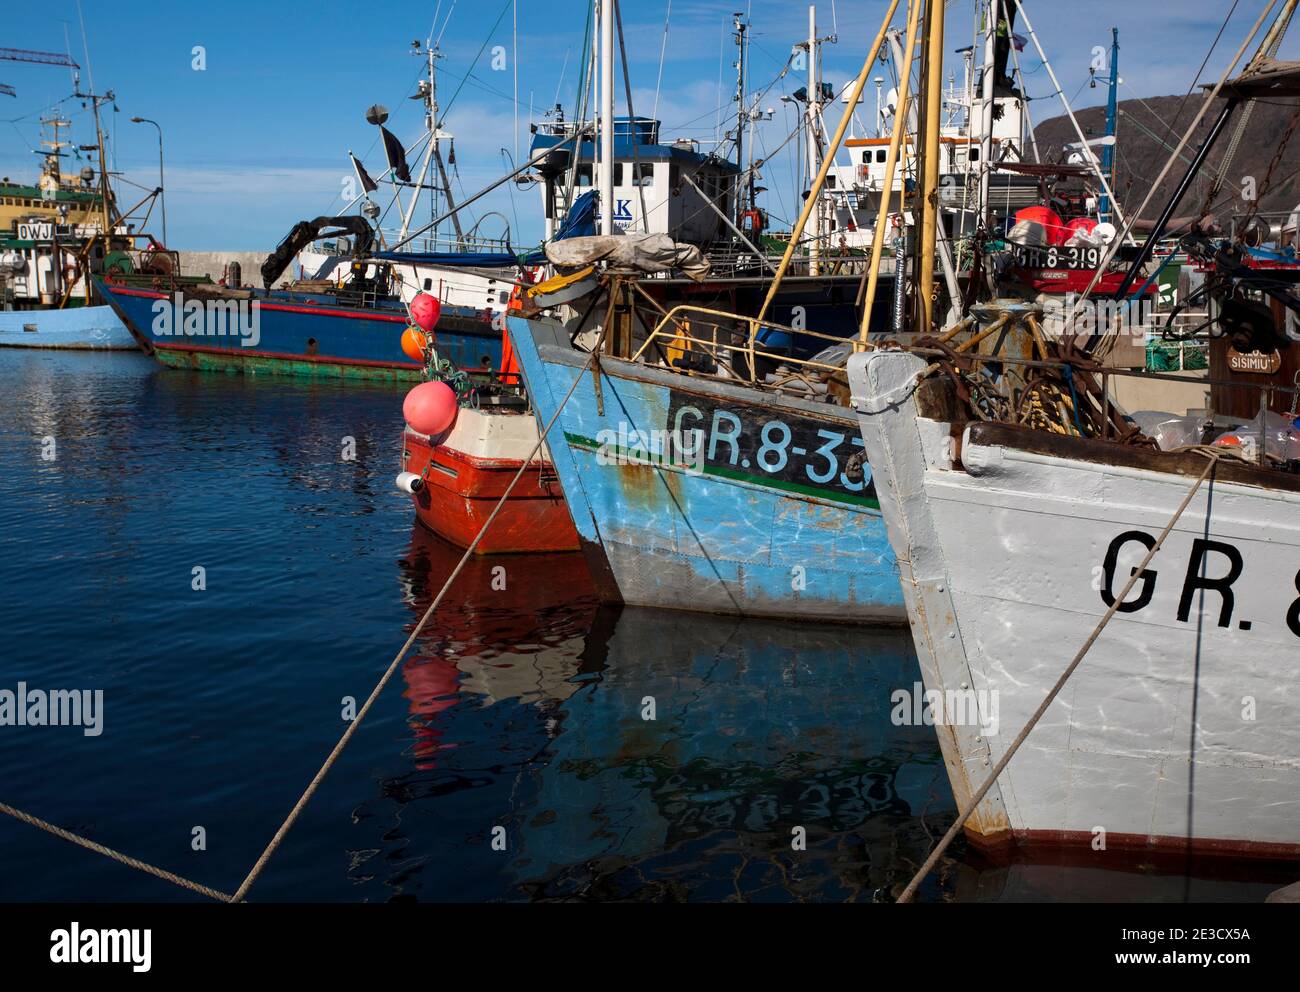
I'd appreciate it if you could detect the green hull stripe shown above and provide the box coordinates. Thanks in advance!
[563,431,880,510]
[152,349,421,382]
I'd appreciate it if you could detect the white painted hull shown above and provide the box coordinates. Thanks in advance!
[849,350,1300,860]
[297,250,514,313]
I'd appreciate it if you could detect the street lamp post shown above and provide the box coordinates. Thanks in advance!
[130,117,166,247]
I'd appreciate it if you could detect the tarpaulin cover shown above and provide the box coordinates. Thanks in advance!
[545,233,710,281]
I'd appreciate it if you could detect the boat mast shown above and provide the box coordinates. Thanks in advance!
[806,5,821,276]
[39,116,71,190]
[733,12,747,218]
[917,0,945,330]
[598,0,615,236]
[977,0,997,224]
[429,44,465,245]
[1098,28,1119,224]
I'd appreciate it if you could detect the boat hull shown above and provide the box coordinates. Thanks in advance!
[0,305,136,350]
[508,316,904,623]
[850,349,1300,860]
[402,410,578,554]
[98,282,501,381]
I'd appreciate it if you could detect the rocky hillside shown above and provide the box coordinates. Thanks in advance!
[1032,94,1300,223]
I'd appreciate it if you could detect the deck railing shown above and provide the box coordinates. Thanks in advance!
[629,303,867,386]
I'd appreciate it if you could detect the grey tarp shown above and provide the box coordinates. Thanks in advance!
[544,234,711,281]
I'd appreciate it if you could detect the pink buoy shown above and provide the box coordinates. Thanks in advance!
[403,381,458,437]
[410,293,442,333]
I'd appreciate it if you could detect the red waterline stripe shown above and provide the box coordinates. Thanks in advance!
[973,827,1300,863]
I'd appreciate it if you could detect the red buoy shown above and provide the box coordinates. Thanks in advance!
[403,381,459,437]
[410,293,442,333]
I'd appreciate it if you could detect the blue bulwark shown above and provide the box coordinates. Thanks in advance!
[374,192,599,269]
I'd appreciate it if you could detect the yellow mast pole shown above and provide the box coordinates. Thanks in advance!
[753,0,902,327]
[855,0,923,347]
[917,0,945,332]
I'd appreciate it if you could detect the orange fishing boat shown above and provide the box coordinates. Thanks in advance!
[396,288,578,554]
[400,406,578,554]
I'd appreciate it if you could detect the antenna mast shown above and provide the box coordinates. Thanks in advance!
[733,12,747,217]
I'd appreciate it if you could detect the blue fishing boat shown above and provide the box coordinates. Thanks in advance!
[99,278,501,381]
[0,305,135,350]
[507,315,903,623]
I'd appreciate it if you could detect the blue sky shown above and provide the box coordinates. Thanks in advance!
[4,1,1295,249]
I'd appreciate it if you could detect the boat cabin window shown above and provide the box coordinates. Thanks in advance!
[632,163,654,187]
[423,278,433,290]
[614,163,624,186]
[876,149,887,163]
[969,148,979,162]
[575,164,593,187]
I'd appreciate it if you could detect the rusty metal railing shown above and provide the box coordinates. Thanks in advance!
[630,303,869,383]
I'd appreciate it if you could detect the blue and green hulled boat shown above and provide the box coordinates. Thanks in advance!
[507,315,903,623]
[99,280,500,381]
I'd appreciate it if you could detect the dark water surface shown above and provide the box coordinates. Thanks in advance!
[0,350,1287,902]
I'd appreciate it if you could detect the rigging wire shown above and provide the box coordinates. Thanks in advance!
[652,0,672,125]
[439,0,515,122]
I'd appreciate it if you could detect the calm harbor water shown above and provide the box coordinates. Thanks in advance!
[0,348,1288,903]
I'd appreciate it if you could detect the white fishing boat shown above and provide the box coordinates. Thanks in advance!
[1,51,165,350]
[850,343,1300,861]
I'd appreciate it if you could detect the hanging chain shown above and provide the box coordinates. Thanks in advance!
[1235,101,1300,242]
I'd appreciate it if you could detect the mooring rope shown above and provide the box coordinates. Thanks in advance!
[2,323,604,904]
[229,326,605,903]
[896,449,1226,903]
[0,801,233,902]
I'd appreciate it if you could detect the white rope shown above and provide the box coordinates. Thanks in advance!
[231,323,604,903]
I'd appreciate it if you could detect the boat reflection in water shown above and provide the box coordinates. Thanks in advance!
[368,524,952,901]
[393,526,599,770]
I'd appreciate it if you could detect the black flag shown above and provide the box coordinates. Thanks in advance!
[348,152,378,194]
[380,126,411,183]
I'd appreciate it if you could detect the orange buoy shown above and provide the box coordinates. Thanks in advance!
[401,326,428,362]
